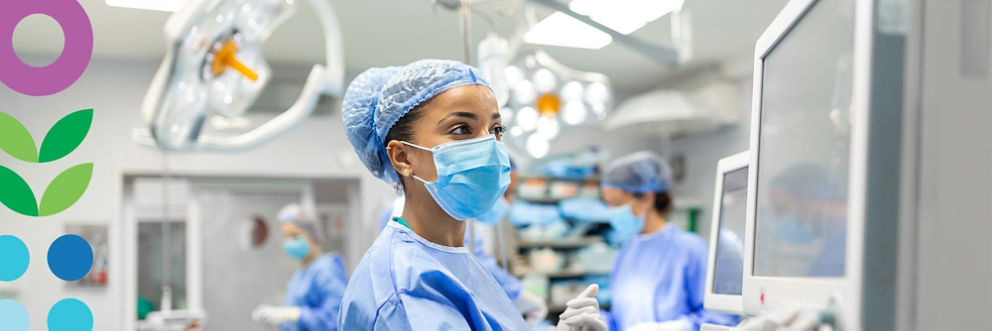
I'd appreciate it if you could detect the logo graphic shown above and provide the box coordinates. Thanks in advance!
[0,0,93,96]
[0,234,95,331]
[0,109,93,216]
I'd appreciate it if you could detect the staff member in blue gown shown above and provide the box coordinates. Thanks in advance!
[252,203,349,330]
[338,59,606,330]
[601,152,738,330]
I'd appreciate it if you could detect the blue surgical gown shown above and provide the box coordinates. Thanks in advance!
[378,203,522,301]
[338,221,528,330]
[608,225,738,330]
[281,254,349,331]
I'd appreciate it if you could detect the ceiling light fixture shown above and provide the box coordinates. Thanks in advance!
[524,12,612,49]
[568,0,686,35]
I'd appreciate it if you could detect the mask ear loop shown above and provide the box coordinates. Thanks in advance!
[400,141,438,184]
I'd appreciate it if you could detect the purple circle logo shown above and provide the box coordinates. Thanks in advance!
[0,0,93,96]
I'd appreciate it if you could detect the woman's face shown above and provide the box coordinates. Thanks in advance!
[602,187,653,218]
[392,85,503,182]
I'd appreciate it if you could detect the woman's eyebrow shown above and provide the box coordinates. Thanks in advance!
[437,111,477,124]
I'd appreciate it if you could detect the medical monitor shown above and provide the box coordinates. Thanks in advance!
[743,0,867,326]
[704,151,749,314]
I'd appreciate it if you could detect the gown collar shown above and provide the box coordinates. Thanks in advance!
[386,220,470,254]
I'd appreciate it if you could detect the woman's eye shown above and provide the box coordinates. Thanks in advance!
[450,125,471,135]
[490,125,506,137]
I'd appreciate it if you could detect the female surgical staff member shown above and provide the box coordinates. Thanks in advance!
[252,203,349,330]
[338,59,605,330]
[601,152,737,330]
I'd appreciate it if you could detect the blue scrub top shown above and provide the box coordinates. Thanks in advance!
[378,203,523,301]
[281,254,349,331]
[339,221,528,330]
[608,224,738,330]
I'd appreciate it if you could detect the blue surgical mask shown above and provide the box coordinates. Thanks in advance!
[607,205,645,246]
[403,134,511,220]
[283,237,310,261]
[475,198,509,224]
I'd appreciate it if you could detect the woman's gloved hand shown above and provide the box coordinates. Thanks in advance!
[517,291,550,326]
[555,284,608,331]
[251,305,301,325]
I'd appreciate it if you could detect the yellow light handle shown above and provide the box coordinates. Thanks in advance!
[211,40,259,81]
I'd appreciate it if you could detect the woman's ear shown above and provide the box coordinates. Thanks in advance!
[638,192,657,213]
[386,140,413,177]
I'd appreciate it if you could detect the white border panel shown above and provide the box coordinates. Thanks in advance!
[704,151,750,314]
[742,0,871,329]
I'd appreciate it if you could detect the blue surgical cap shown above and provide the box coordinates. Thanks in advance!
[341,59,492,185]
[602,151,674,193]
[278,203,321,243]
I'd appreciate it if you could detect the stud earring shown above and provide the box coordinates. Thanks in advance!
[402,168,412,177]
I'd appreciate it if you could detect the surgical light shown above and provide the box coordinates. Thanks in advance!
[500,107,514,124]
[585,81,611,104]
[139,0,345,152]
[517,107,540,131]
[561,81,584,102]
[569,0,686,35]
[477,34,510,107]
[516,106,539,132]
[561,101,587,125]
[591,102,607,120]
[536,116,560,139]
[533,68,558,93]
[504,66,524,86]
[526,133,550,158]
[513,80,538,105]
[524,12,612,49]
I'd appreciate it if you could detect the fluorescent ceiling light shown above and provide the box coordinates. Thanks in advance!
[106,0,188,12]
[524,12,612,49]
[569,0,685,35]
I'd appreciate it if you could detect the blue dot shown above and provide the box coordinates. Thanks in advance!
[47,298,92,331]
[47,235,93,281]
[0,235,29,282]
[0,299,29,331]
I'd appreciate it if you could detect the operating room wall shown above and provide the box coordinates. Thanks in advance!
[0,56,394,330]
[663,76,754,240]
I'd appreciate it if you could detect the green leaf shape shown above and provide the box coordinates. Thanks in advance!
[0,165,39,216]
[38,163,93,216]
[38,109,92,163]
[0,112,39,163]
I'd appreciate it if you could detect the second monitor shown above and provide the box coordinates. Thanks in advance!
[704,151,750,315]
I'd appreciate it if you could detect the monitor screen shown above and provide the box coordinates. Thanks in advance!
[753,0,854,278]
[713,166,748,295]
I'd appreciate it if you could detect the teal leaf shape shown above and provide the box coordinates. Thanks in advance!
[0,112,39,163]
[0,165,39,216]
[38,109,93,163]
[38,163,93,216]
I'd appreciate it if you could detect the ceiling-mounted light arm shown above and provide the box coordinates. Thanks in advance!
[138,0,345,152]
[527,0,680,67]
[534,50,609,83]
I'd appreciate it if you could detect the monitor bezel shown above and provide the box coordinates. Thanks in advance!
[704,151,750,315]
[742,0,871,326]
